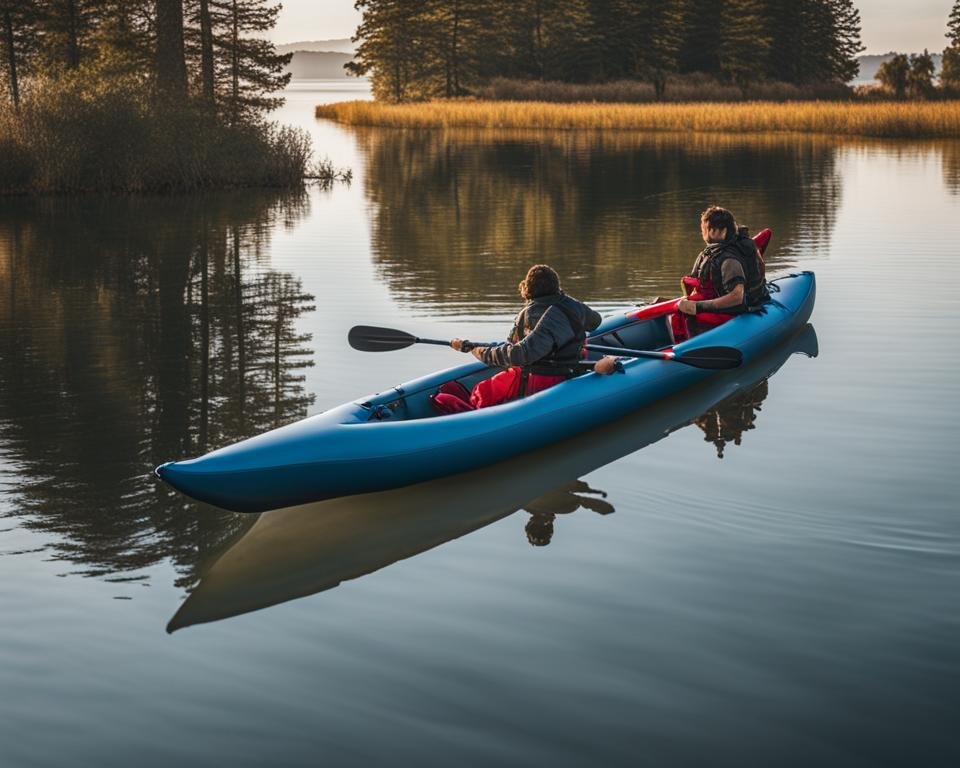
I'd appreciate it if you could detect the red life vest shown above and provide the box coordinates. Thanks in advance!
[670,276,735,342]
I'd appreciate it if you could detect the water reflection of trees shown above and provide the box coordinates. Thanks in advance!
[356,130,842,310]
[943,141,960,195]
[0,193,314,585]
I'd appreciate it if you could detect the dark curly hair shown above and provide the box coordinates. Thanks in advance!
[519,264,561,301]
[701,206,737,236]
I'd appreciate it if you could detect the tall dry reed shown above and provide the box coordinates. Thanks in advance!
[316,100,960,139]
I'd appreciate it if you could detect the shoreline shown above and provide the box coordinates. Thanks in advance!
[316,100,960,139]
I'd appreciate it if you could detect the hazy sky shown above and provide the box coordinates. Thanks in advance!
[271,1,956,56]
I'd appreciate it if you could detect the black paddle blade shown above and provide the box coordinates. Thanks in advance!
[348,325,418,352]
[675,346,743,369]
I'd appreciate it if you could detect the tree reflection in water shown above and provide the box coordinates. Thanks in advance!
[943,141,960,195]
[0,192,315,586]
[355,130,842,310]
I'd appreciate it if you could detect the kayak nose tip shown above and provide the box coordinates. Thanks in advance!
[155,461,173,481]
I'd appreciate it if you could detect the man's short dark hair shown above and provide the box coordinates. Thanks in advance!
[701,206,737,235]
[519,264,561,300]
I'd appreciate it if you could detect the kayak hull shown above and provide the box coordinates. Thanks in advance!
[156,271,815,512]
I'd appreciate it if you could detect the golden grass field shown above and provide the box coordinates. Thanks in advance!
[315,100,960,139]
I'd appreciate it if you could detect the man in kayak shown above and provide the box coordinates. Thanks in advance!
[674,206,769,340]
[431,264,614,414]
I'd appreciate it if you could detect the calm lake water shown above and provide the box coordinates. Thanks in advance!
[1,81,958,767]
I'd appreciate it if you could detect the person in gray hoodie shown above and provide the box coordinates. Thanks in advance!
[432,264,615,414]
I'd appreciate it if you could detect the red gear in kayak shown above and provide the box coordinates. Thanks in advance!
[671,275,734,342]
[430,369,566,414]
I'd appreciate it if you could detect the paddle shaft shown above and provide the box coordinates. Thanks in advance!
[585,343,678,362]
[585,343,741,369]
[413,337,460,348]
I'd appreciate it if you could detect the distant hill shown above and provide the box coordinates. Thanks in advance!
[286,51,355,79]
[277,39,355,55]
[277,39,358,78]
[856,52,943,84]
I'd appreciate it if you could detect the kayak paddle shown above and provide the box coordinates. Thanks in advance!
[585,343,742,369]
[349,325,741,370]
[349,325,483,352]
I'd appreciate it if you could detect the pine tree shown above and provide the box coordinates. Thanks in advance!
[1,0,39,108]
[586,0,627,79]
[38,0,97,69]
[87,0,154,76]
[185,0,217,104]
[678,0,720,76]
[636,0,685,99]
[718,0,770,91]
[208,0,291,120]
[419,0,498,97]
[513,0,598,83]
[348,0,424,102]
[155,0,188,97]
[767,0,844,85]
[942,45,960,90]
[948,0,960,47]
[828,0,863,82]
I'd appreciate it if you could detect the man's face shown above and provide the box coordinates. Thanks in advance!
[700,219,726,244]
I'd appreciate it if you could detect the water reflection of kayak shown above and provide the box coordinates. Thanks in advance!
[167,324,817,632]
[156,271,815,513]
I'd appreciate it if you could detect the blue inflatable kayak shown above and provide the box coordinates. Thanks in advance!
[166,323,818,631]
[156,269,815,513]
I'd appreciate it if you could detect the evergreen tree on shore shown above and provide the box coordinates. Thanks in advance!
[948,0,960,47]
[942,45,960,90]
[678,0,719,76]
[635,0,684,98]
[155,0,188,97]
[350,0,866,101]
[829,0,863,82]
[944,0,960,91]
[514,0,598,83]
[718,0,770,90]
[348,0,423,101]
[1,0,39,108]
[422,0,497,97]
[207,0,291,120]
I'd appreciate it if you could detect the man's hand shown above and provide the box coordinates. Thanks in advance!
[594,356,619,375]
[678,298,698,316]
[471,346,487,361]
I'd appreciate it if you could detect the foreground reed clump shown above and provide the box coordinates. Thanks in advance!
[0,74,329,194]
[316,100,960,139]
